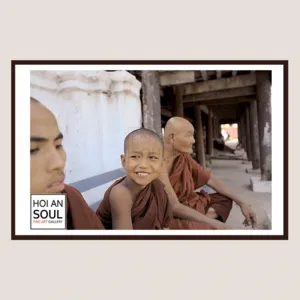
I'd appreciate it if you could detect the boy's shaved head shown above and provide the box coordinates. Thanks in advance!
[124,128,164,154]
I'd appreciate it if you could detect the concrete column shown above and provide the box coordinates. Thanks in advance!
[249,100,260,169]
[141,71,162,136]
[256,71,272,181]
[194,105,206,166]
[245,104,253,161]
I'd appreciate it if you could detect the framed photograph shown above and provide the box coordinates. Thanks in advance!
[11,60,288,240]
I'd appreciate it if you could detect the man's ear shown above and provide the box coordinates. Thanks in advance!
[168,133,175,144]
[120,154,126,168]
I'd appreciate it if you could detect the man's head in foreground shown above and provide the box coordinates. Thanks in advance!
[30,98,66,194]
[121,128,164,187]
[164,117,195,155]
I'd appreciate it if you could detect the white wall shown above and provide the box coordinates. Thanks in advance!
[30,70,142,206]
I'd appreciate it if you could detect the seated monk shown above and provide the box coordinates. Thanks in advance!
[158,117,257,230]
[96,128,172,230]
[30,98,105,230]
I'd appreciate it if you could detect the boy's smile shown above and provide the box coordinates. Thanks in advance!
[122,134,164,189]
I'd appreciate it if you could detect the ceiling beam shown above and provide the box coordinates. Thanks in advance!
[183,86,256,104]
[182,73,256,96]
[211,107,238,119]
[159,71,195,86]
[204,96,255,107]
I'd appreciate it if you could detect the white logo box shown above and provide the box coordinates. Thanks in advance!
[30,194,66,230]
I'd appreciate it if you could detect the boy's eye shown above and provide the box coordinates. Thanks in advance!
[30,148,39,155]
[56,144,63,150]
[131,155,139,159]
[149,156,158,160]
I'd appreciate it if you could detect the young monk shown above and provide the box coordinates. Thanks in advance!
[96,128,172,230]
[30,98,105,230]
[158,117,257,230]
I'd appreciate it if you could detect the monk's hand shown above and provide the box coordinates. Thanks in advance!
[240,204,257,228]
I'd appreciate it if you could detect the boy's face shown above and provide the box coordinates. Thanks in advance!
[30,102,66,194]
[121,135,163,187]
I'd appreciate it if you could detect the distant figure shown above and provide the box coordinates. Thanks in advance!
[221,129,229,140]
[214,133,225,151]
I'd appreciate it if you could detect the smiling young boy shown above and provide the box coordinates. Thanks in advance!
[96,128,172,230]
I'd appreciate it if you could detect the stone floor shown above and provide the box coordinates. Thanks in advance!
[207,158,272,230]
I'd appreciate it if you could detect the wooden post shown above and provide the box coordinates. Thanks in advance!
[194,105,206,166]
[256,71,272,181]
[207,109,213,155]
[249,100,260,169]
[141,71,162,136]
[213,116,219,138]
[238,120,242,145]
[216,117,221,136]
[240,113,247,150]
[173,86,184,117]
[245,104,253,161]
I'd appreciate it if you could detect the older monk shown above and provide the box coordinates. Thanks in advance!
[30,98,105,230]
[158,117,257,230]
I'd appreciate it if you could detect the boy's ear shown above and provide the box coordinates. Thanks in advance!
[120,154,126,168]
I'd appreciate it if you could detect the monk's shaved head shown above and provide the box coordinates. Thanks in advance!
[163,117,195,154]
[164,117,194,136]
[124,128,164,154]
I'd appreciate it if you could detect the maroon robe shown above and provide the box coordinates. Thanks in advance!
[96,177,172,230]
[169,153,232,229]
[64,184,105,230]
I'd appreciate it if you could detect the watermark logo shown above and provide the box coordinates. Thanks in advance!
[30,194,66,230]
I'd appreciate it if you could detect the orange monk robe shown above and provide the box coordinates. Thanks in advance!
[63,184,105,230]
[169,153,233,229]
[96,177,173,229]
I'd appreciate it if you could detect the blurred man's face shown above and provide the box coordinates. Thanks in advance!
[30,101,66,193]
